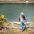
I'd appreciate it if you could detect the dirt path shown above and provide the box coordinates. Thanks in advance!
[0,28,34,34]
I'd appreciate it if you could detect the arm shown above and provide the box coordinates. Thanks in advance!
[18,17,20,22]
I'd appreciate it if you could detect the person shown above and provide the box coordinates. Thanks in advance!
[18,12,27,32]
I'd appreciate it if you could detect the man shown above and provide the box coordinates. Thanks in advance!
[18,12,27,32]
